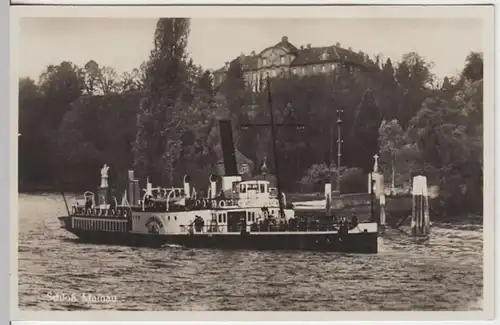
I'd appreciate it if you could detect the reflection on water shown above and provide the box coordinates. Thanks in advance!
[18,194,483,311]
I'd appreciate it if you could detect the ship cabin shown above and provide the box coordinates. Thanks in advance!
[232,180,284,208]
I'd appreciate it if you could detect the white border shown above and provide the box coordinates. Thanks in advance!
[9,2,496,323]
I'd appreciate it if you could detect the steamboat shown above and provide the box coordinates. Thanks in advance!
[58,120,378,253]
[57,78,379,253]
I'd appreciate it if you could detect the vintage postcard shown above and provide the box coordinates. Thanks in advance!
[10,4,495,322]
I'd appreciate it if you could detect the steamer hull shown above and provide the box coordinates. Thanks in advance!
[59,216,378,253]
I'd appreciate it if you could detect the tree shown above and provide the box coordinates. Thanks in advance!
[394,52,435,128]
[461,52,483,83]
[133,18,191,185]
[198,70,214,96]
[378,119,404,193]
[119,68,143,93]
[38,61,85,127]
[83,60,101,95]
[353,88,382,172]
[97,66,119,94]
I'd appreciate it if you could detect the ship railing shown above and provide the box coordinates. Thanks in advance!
[178,221,362,234]
[71,204,132,218]
[179,224,226,234]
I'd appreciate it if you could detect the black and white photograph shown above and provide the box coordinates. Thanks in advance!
[13,5,494,320]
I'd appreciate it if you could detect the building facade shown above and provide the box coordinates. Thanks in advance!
[213,36,372,92]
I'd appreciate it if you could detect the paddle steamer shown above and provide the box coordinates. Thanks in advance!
[57,78,378,253]
[58,121,378,253]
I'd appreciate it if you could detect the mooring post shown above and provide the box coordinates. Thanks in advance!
[325,183,332,216]
[369,154,385,227]
[411,175,430,236]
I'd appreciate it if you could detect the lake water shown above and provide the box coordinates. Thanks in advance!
[17,193,483,311]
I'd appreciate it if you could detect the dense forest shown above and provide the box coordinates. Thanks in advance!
[18,18,483,217]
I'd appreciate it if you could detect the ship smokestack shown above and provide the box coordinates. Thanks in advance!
[218,119,238,176]
[128,170,140,206]
[209,174,218,199]
[183,175,191,199]
[218,119,242,195]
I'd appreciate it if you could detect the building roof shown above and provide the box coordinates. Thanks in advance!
[290,45,365,67]
[214,37,374,74]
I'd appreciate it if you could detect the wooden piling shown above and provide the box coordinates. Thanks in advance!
[411,175,430,236]
[325,183,332,216]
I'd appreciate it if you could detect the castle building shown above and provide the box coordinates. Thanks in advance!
[213,36,372,92]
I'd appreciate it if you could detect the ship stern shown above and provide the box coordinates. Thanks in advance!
[58,216,70,229]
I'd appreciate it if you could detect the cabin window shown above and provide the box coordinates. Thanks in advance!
[168,216,170,221]
[247,212,251,222]
[224,213,227,223]
[218,214,222,223]
[240,184,246,193]
[174,216,177,221]
[260,184,265,193]
[252,212,256,222]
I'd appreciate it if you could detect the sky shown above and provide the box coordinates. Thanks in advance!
[19,18,483,82]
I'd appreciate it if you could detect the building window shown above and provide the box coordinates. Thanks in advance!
[280,56,285,64]
[262,59,267,66]
[313,66,317,73]
[321,65,326,72]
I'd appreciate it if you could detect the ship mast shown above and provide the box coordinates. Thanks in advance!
[240,76,305,217]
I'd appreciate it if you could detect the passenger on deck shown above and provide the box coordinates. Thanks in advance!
[250,222,258,232]
[278,218,288,232]
[351,215,359,228]
[85,197,92,211]
[262,218,269,232]
[288,217,297,231]
[194,216,204,233]
[298,217,307,231]
[110,196,117,212]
